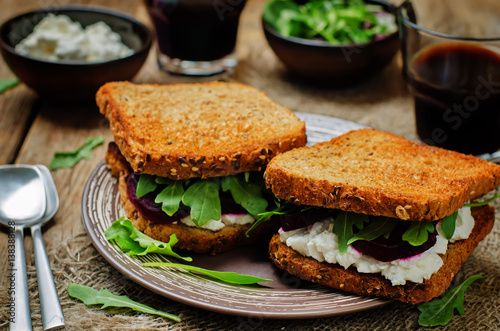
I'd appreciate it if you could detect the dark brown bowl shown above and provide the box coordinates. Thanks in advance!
[0,5,152,100]
[262,0,400,85]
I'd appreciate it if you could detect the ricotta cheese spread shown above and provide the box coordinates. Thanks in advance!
[279,207,475,286]
[15,14,133,62]
[180,213,255,231]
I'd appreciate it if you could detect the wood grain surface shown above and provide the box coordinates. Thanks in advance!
[0,0,499,330]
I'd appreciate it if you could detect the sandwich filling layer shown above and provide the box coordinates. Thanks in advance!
[126,172,268,231]
[179,214,255,231]
[279,207,474,285]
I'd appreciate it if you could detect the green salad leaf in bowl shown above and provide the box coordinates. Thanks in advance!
[263,0,398,45]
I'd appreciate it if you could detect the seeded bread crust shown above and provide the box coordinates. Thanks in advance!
[265,129,500,221]
[105,142,278,255]
[269,204,494,304]
[97,81,306,180]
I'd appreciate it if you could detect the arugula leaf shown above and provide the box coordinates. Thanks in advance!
[182,179,221,226]
[464,192,500,207]
[155,181,185,216]
[402,221,435,246]
[418,275,485,326]
[245,199,298,237]
[333,211,369,255]
[263,0,301,36]
[136,174,158,198]
[347,216,398,245]
[438,193,500,239]
[50,136,104,170]
[155,177,177,185]
[143,262,272,285]
[440,192,500,239]
[262,0,397,45]
[440,211,458,239]
[134,171,269,229]
[67,283,181,322]
[221,175,268,217]
[0,77,19,93]
[105,217,192,262]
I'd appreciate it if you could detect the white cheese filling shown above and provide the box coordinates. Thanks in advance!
[280,207,474,286]
[180,213,255,231]
[15,14,133,62]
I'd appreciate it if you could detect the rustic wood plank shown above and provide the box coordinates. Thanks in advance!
[0,0,144,308]
[1,1,499,330]
[0,0,43,164]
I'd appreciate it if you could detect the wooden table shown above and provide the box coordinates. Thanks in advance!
[1,1,499,330]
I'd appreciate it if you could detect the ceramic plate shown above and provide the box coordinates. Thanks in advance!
[81,112,388,319]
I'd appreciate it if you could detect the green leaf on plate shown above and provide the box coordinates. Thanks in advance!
[104,217,192,262]
[67,283,181,322]
[49,136,104,170]
[418,275,485,326]
[0,77,19,93]
[142,262,273,285]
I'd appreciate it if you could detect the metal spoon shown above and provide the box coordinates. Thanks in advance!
[0,165,46,331]
[32,165,64,330]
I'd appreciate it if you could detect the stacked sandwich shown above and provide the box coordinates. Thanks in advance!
[265,129,500,303]
[96,81,306,254]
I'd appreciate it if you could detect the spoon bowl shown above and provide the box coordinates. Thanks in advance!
[0,164,46,331]
[0,165,46,224]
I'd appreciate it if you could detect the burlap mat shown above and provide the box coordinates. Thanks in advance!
[2,1,500,328]
[0,197,499,330]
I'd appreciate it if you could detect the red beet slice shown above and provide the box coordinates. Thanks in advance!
[350,222,437,262]
[126,173,190,224]
[280,207,335,231]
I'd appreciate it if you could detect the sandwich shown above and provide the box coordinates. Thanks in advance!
[96,81,306,254]
[265,128,500,304]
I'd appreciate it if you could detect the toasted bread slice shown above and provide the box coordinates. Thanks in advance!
[269,204,494,304]
[106,142,278,255]
[97,81,306,180]
[265,129,500,221]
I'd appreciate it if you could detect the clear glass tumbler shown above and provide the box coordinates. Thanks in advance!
[399,0,500,155]
[144,0,246,76]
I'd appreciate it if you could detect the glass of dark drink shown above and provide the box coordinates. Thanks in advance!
[399,0,500,155]
[144,0,246,76]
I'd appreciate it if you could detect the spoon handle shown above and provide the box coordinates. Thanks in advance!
[31,224,65,330]
[10,226,33,331]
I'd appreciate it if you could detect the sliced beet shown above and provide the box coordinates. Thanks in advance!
[350,222,437,262]
[280,207,335,231]
[220,191,247,215]
[126,173,190,224]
